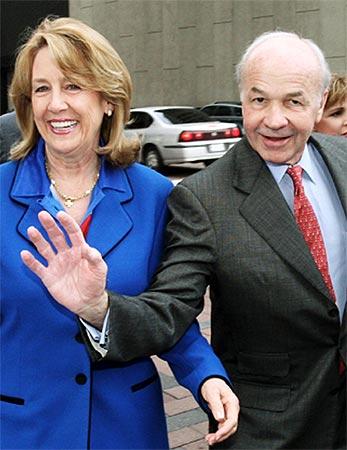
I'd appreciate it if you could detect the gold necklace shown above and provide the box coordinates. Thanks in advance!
[45,161,100,208]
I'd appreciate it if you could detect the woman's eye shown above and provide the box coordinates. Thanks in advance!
[330,109,343,117]
[34,85,49,93]
[66,84,81,91]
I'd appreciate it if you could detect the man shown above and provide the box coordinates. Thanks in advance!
[21,31,346,449]
[0,110,21,163]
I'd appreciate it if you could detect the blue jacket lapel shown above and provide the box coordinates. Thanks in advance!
[85,160,134,257]
[11,141,54,244]
[86,190,133,257]
[11,139,134,256]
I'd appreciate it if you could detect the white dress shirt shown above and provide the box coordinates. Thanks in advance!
[266,143,347,319]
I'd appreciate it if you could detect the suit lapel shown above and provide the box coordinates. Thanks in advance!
[13,148,57,245]
[13,151,134,258]
[17,200,48,244]
[15,184,133,258]
[86,189,133,257]
[233,140,332,300]
[85,164,134,257]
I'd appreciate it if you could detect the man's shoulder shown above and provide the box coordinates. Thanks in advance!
[311,132,347,154]
[310,133,347,168]
[179,137,249,190]
[0,111,20,135]
[0,111,16,124]
[0,111,22,164]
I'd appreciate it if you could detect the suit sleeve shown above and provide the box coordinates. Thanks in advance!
[97,183,217,363]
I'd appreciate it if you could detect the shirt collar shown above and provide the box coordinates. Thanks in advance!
[266,143,317,185]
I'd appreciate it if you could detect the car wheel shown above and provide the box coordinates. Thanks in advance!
[143,146,164,171]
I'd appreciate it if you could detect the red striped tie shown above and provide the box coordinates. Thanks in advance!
[287,165,336,301]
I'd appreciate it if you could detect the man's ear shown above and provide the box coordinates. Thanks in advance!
[315,89,329,125]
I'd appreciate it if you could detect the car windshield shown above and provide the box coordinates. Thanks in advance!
[156,108,211,124]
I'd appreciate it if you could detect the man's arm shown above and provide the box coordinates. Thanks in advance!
[103,183,217,361]
[21,183,216,361]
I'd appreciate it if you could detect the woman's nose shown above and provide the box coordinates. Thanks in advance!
[48,89,68,112]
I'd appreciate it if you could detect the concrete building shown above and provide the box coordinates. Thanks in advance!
[69,0,347,107]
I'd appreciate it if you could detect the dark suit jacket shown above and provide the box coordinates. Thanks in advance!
[100,133,346,449]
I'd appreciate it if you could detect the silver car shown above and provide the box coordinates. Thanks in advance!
[125,106,242,170]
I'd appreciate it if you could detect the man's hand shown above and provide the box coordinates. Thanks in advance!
[20,210,108,329]
[201,378,239,446]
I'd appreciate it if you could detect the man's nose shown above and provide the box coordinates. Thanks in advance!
[263,104,289,129]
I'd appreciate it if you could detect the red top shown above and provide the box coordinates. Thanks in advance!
[80,214,92,238]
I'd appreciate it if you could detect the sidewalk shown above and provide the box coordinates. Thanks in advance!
[152,294,212,450]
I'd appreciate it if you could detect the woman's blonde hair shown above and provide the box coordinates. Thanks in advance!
[9,16,139,165]
[325,73,347,110]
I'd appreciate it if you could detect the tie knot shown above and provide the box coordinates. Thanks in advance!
[287,165,303,193]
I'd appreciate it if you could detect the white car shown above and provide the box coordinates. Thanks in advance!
[124,106,242,170]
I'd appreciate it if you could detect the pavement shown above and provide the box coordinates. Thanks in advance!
[152,293,212,450]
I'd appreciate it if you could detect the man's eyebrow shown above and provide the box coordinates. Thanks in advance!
[249,87,307,99]
[250,87,266,95]
[285,91,306,98]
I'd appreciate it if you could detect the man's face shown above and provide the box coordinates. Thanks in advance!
[241,39,326,165]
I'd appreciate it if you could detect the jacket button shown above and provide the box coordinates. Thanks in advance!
[75,373,88,385]
[75,333,84,344]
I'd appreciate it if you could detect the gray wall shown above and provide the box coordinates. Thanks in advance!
[69,0,347,107]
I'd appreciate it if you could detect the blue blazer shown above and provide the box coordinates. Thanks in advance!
[0,140,229,449]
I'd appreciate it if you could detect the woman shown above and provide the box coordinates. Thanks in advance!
[315,73,347,137]
[0,17,239,450]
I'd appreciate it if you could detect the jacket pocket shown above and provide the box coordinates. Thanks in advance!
[233,380,290,412]
[237,351,290,378]
[1,394,25,405]
[131,373,159,392]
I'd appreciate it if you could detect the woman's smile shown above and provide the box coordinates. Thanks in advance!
[48,119,79,135]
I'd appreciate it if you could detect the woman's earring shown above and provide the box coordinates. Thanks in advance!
[107,110,113,117]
